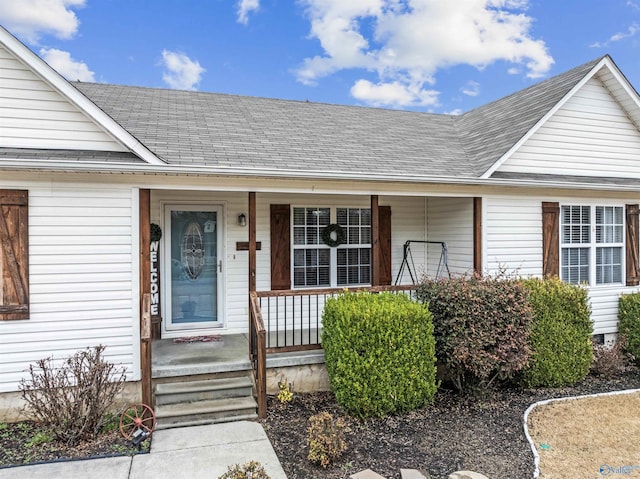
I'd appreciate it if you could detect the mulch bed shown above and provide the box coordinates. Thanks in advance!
[0,421,148,468]
[261,368,640,479]
[2,369,639,477]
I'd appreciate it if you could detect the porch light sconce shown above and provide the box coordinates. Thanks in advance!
[238,213,247,227]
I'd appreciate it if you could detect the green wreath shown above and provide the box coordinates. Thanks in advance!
[321,223,346,247]
[150,223,162,242]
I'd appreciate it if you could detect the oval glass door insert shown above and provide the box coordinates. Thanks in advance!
[181,221,205,280]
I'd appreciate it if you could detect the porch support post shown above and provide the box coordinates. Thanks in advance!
[371,195,380,286]
[249,192,256,293]
[248,191,267,418]
[473,197,482,274]
[139,189,153,407]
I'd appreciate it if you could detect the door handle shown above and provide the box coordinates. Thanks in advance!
[218,260,222,273]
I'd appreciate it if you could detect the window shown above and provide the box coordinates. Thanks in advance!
[292,207,371,288]
[560,205,623,285]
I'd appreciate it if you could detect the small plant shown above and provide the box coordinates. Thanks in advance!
[19,345,126,445]
[591,338,632,378]
[307,411,348,468]
[25,430,54,448]
[276,378,294,404]
[218,460,271,479]
[101,412,121,433]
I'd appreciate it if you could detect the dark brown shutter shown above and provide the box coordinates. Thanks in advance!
[473,197,482,274]
[270,204,291,290]
[0,190,29,320]
[379,206,392,285]
[542,202,560,278]
[626,204,640,286]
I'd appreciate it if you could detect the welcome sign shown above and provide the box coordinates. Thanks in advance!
[150,240,161,320]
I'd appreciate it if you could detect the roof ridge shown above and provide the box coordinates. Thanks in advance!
[75,81,451,117]
[462,55,607,117]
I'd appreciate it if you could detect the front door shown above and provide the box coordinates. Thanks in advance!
[164,205,223,335]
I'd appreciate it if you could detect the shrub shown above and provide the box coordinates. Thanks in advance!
[218,461,271,479]
[322,292,438,418]
[307,411,347,468]
[591,338,631,378]
[519,277,593,387]
[19,345,126,445]
[416,273,533,392]
[619,292,640,364]
[276,377,294,404]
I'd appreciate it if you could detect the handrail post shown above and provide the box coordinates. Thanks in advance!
[256,327,267,418]
[250,291,267,419]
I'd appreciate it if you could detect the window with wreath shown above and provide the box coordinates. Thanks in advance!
[292,207,371,288]
[560,205,624,285]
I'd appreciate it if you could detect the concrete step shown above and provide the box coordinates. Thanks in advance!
[155,396,259,430]
[154,412,259,431]
[155,376,254,406]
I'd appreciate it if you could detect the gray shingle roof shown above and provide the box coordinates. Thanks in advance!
[75,83,470,177]
[455,57,603,177]
[0,148,144,163]
[69,56,606,180]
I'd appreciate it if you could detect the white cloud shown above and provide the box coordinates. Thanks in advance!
[461,81,480,97]
[0,0,85,44]
[351,79,438,108]
[161,50,206,90]
[237,0,260,25]
[590,23,640,48]
[39,47,94,81]
[610,23,640,42]
[296,0,554,108]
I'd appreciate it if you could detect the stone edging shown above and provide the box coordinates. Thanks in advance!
[522,388,640,478]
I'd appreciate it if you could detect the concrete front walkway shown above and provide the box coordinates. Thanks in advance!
[0,421,287,479]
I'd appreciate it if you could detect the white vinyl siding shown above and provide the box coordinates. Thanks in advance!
[484,196,543,277]
[0,181,136,393]
[0,45,126,152]
[498,76,640,178]
[484,195,640,335]
[426,197,474,277]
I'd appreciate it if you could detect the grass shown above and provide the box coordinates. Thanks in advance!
[528,391,640,479]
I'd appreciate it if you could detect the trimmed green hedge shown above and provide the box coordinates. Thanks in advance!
[519,277,593,387]
[619,292,640,364]
[321,292,438,418]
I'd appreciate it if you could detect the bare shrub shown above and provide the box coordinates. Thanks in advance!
[19,345,126,445]
[307,411,347,468]
[591,338,632,378]
[218,461,271,479]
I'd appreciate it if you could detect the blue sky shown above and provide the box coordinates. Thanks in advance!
[1,0,640,114]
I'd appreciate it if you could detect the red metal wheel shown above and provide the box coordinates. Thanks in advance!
[119,403,156,439]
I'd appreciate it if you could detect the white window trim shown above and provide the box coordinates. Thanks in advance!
[560,203,625,287]
[291,205,372,289]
